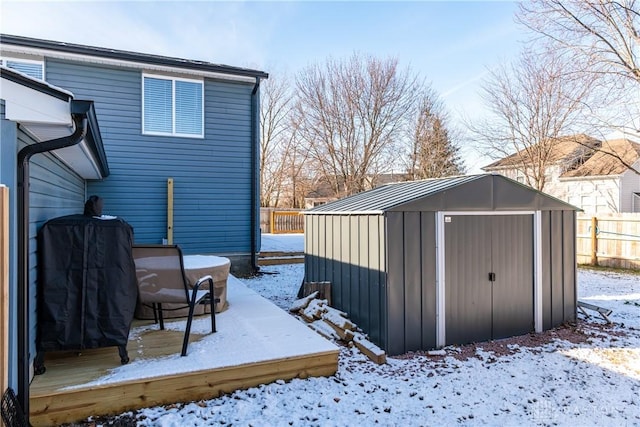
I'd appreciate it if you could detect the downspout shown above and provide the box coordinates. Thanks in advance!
[250,77,261,273]
[16,112,88,418]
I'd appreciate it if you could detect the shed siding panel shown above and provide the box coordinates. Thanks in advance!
[550,211,564,325]
[317,215,325,281]
[45,59,255,255]
[340,216,351,313]
[358,216,370,333]
[386,212,405,355]
[368,215,384,347]
[324,216,334,285]
[403,212,422,351]
[349,216,360,320]
[541,212,553,330]
[563,211,577,322]
[18,129,85,370]
[331,216,343,309]
[312,215,321,281]
[420,212,437,349]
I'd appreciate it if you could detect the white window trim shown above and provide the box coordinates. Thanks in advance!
[1,56,45,80]
[142,73,204,138]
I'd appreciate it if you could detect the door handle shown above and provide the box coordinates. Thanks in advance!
[488,272,496,282]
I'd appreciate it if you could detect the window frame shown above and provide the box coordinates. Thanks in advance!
[1,57,45,80]
[142,73,204,138]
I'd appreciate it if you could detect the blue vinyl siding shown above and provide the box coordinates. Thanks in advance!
[1,103,19,389]
[16,128,86,373]
[45,59,255,255]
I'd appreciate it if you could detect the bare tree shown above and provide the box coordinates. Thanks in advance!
[406,90,465,180]
[517,0,640,173]
[260,73,296,207]
[518,0,639,84]
[294,53,419,198]
[469,48,596,191]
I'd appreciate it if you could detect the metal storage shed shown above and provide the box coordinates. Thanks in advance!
[304,174,579,356]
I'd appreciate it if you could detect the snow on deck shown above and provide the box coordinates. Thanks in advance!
[63,275,338,389]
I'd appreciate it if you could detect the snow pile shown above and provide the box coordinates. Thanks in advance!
[110,265,639,426]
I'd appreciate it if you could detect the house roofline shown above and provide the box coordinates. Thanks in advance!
[0,33,269,80]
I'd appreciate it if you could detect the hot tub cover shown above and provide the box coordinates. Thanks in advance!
[37,214,138,351]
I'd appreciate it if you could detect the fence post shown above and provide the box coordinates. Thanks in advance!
[270,209,275,234]
[590,216,598,266]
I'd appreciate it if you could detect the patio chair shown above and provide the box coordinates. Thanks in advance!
[1,387,30,427]
[132,244,217,356]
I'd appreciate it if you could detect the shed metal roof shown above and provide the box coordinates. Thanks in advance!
[305,174,579,214]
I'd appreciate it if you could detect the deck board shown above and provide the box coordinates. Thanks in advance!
[29,277,339,426]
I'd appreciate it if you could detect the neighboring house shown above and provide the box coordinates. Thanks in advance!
[483,134,640,213]
[559,138,640,213]
[1,34,267,413]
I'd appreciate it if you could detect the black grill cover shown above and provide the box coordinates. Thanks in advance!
[37,214,138,352]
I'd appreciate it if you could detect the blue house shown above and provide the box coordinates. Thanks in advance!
[0,34,267,416]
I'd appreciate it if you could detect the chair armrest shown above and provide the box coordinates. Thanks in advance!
[193,275,213,292]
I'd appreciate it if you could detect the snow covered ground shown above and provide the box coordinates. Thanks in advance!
[117,262,640,427]
[73,235,639,426]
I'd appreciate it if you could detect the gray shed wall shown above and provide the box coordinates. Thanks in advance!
[541,210,577,328]
[385,211,437,355]
[304,214,386,347]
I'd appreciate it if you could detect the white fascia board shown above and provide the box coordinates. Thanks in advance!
[0,76,71,125]
[1,45,257,83]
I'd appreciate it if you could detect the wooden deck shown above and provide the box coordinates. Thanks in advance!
[29,278,340,426]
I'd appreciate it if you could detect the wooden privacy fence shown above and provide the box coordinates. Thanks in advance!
[270,210,304,234]
[260,208,305,234]
[576,213,640,269]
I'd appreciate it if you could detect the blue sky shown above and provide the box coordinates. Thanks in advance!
[0,1,525,172]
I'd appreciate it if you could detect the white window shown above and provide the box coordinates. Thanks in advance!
[1,57,44,80]
[142,74,204,138]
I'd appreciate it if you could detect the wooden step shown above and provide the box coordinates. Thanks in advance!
[258,251,304,266]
